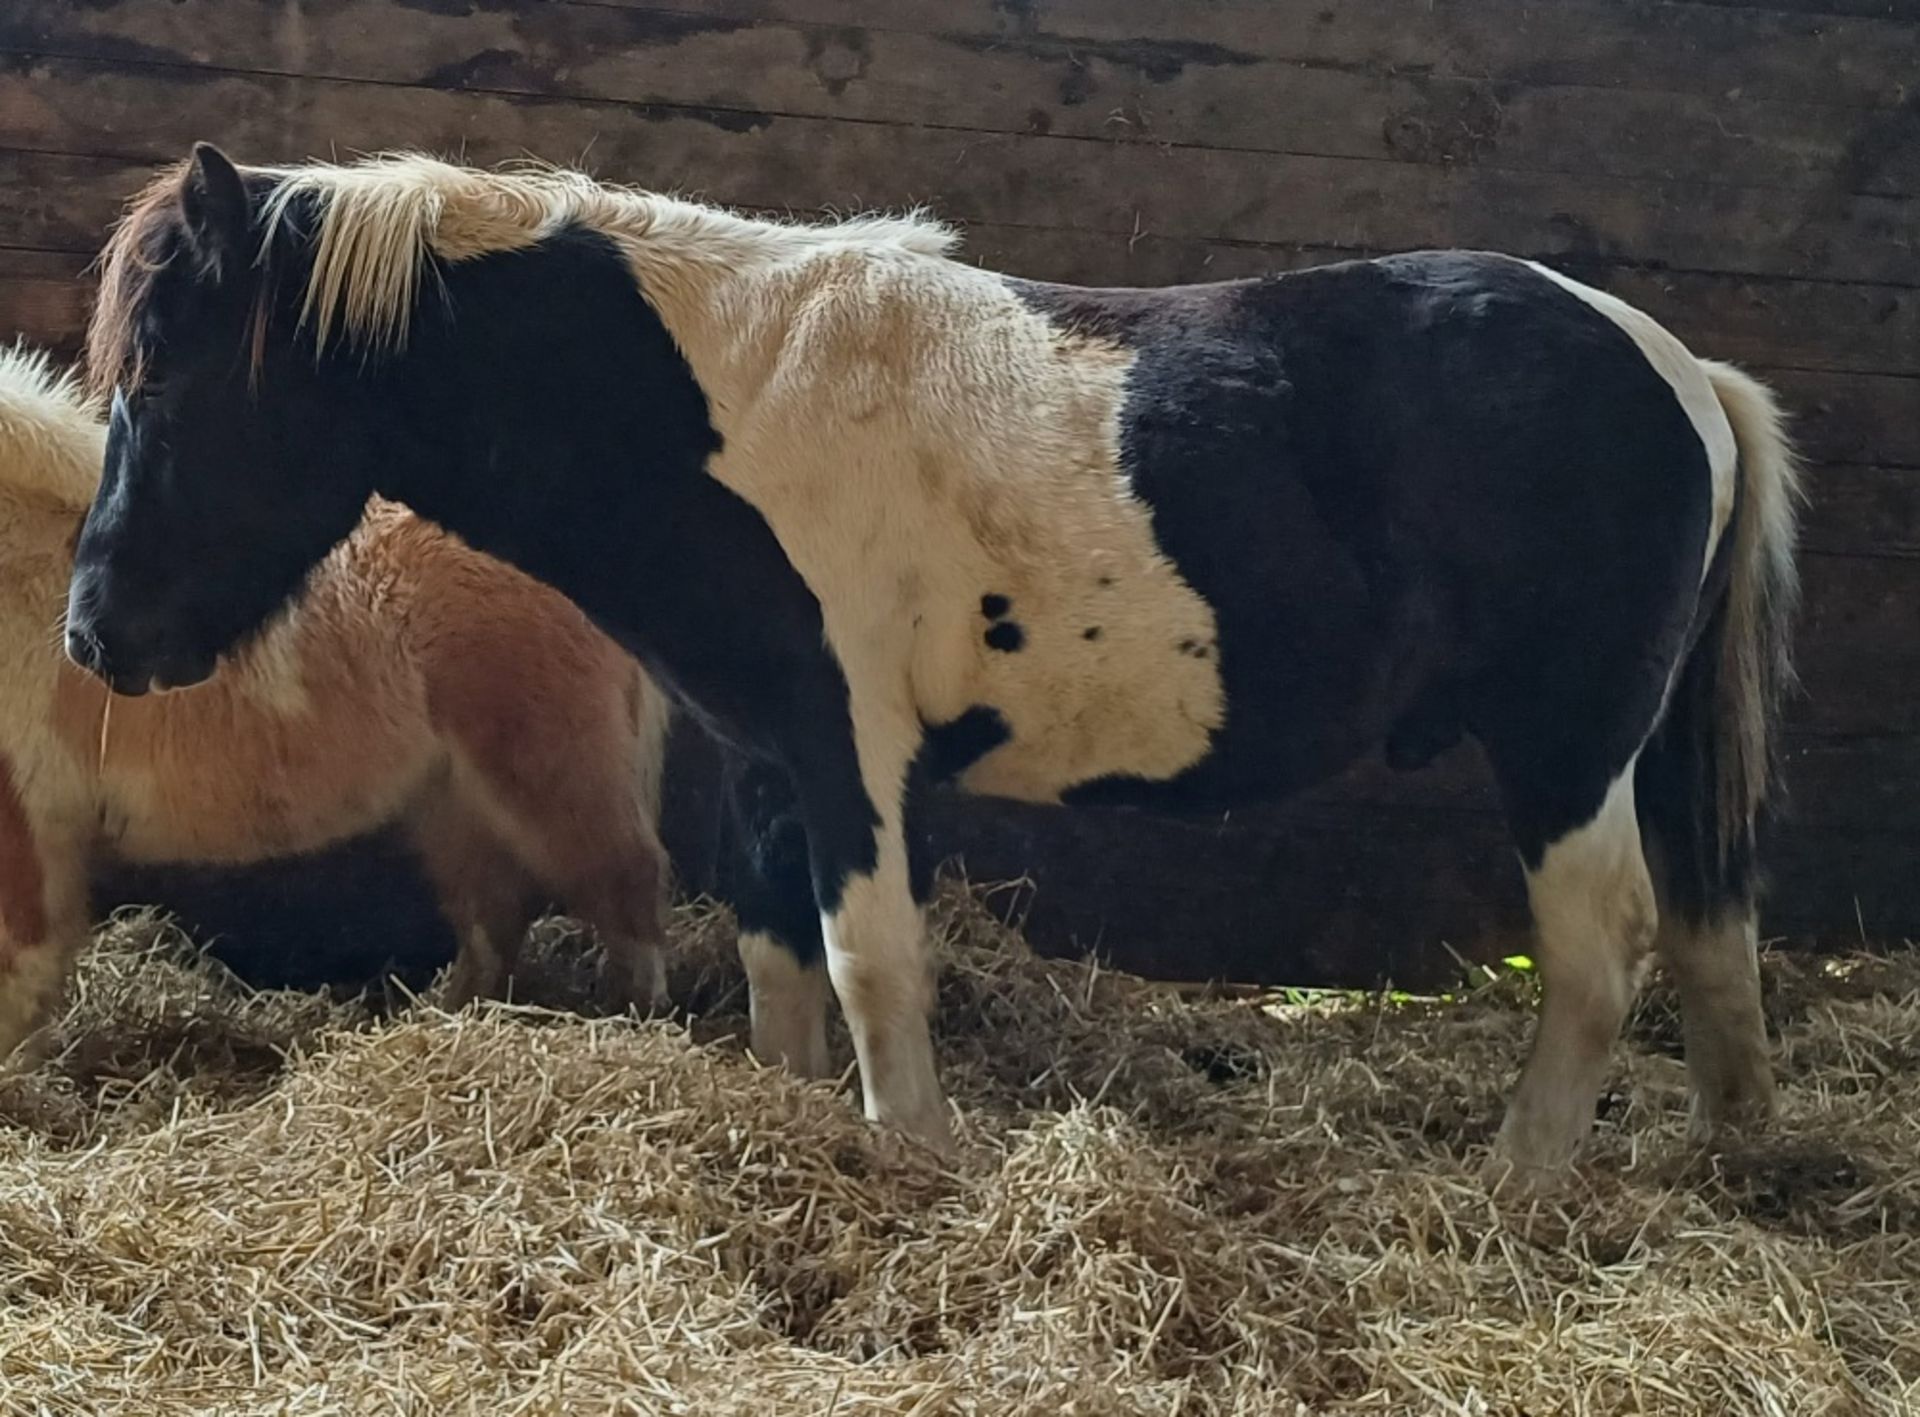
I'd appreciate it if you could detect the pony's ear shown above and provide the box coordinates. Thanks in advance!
[178,142,250,271]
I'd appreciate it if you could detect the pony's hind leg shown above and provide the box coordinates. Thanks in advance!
[1636,720,1775,1142]
[1492,760,1659,1178]
[560,835,671,1016]
[1659,905,1773,1141]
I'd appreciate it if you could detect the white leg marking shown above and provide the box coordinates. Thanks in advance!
[822,842,952,1152]
[1495,764,1658,1177]
[738,929,832,1079]
[1660,905,1775,1142]
[640,941,670,1013]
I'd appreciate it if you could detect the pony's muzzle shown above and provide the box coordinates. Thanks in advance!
[63,576,212,696]
[63,619,153,697]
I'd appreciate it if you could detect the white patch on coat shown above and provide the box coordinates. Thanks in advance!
[690,251,1225,801]
[265,156,1228,802]
[1525,261,1738,580]
[1493,759,1658,1178]
[230,622,312,717]
[737,929,832,1079]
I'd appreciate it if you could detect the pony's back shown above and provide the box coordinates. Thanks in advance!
[0,345,102,510]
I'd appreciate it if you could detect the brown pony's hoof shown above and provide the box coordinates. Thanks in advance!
[597,945,670,1018]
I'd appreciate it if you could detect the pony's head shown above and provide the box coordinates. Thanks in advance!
[67,144,385,694]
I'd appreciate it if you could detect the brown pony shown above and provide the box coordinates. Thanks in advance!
[0,344,672,1060]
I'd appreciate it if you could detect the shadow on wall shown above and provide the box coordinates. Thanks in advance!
[99,711,1883,993]
[102,718,1534,995]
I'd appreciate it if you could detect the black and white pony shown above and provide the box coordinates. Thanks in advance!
[66,146,1801,1178]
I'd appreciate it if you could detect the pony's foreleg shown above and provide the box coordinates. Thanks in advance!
[795,714,951,1152]
[0,802,88,1066]
[1494,763,1658,1179]
[0,926,78,1064]
[740,929,831,1076]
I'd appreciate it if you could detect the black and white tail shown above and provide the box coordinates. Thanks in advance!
[1637,361,1804,925]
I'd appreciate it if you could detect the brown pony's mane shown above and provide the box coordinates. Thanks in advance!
[85,161,195,399]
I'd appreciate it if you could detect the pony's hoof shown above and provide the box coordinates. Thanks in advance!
[1685,1088,1778,1148]
[1481,1152,1569,1200]
[871,1095,957,1161]
[598,952,670,1017]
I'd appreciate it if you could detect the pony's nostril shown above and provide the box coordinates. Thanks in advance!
[64,623,106,674]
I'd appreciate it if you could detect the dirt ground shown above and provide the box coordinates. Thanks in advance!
[1,884,1915,1415]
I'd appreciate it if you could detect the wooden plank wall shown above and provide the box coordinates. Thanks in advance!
[4,0,1917,985]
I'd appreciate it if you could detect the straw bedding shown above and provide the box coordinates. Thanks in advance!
[0,884,1915,1415]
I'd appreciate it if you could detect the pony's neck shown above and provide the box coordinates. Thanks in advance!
[581,193,818,431]
[371,219,831,750]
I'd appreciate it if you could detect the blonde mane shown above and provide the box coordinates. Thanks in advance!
[0,343,105,507]
[256,152,963,357]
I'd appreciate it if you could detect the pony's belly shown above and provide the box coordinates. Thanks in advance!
[101,737,431,866]
[954,738,1079,804]
[950,684,1219,804]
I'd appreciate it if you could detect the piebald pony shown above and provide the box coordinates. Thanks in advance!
[68,148,1802,1179]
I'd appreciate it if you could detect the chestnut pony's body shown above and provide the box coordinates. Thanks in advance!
[0,346,671,1057]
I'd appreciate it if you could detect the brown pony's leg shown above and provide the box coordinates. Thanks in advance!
[0,757,87,1065]
[407,523,675,1015]
[406,788,536,1009]
[557,827,671,1015]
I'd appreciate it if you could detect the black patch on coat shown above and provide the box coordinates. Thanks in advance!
[717,753,824,965]
[387,227,889,913]
[915,705,1013,785]
[904,705,1013,903]
[984,621,1026,652]
[1016,251,1720,874]
[980,592,1011,619]
[80,210,886,932]
[1083,626,1102,641]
